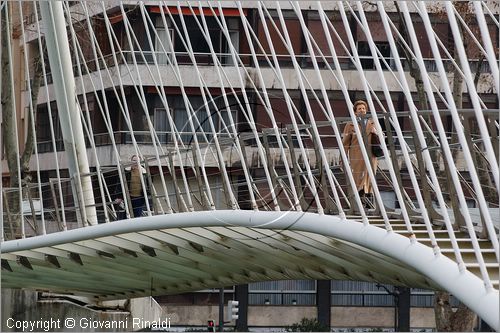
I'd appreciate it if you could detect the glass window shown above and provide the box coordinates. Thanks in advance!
[154,108,169,143]
[250,280,316,291]
[173,107,191,142]
[163,15,239,65]
[152,96,242,144]
[357,41,391,70]
[249,280,316,306]
[154,17,173,64]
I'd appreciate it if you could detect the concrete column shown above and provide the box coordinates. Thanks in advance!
[316,280,331,329]
[396,286,410,332]
[218,288,224,332]
[235,284,248,331]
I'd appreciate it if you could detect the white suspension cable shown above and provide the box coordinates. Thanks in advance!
[401,1,487,281]
[408,3,489,111]
[419,1,499,265]
[34,4,68,230]
[19,1,46,234]
[114,3,177,215]
[81,2,132,219]
[284,2,351,214]
[354,1,419,240]
[378,1,465,268]
[206,2,306,212]
[113,4,156,216]
[136,3,179,213]
[167,4,217,209]
[209,1,272,211]
[63,1,110,224]
[481,2,499,27]
[132,3,195,212]
[171,2,235,210]
[373,2,441,252]
[235,1,297,211]
[258,2,324,214]
[337,1,392,227]
[83,1,143,219]
[183,1,243,209]
[315,2,369,223]
[275,1,347,215]
[472,1,500,100]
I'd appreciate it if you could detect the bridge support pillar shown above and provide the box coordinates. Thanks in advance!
[396,286,410,331]
[316,280,331,329]
[235,284,248,331]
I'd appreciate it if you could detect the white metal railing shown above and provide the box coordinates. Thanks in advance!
[36,51,492,88]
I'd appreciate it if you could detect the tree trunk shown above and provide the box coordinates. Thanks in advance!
[1,2,44,238]
[434,291,454,331]
[435,291,476,331]
[1,2,23,237]
[19,47,43,180]
[1,2,20,189]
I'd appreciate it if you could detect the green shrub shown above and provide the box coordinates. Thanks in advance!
[286,318,329,332]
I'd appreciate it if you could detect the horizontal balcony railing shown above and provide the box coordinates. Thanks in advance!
[35,109,498,154]
[36,50,492,88]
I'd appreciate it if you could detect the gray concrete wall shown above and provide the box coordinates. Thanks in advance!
[249,306,317,327]
[331,307,394,328]
[410,308,436,329]
[161,304,437,329]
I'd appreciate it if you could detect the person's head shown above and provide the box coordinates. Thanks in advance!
[353,100,368,117]
[131,155,140,169]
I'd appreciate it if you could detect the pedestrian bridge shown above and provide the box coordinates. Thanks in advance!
[1,0,499,329]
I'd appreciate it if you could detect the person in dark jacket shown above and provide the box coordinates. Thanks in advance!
[114,155,148,218]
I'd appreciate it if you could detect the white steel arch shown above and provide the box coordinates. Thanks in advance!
[1,211,498,328]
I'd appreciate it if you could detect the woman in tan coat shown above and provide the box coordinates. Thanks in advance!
[342,100,379,196]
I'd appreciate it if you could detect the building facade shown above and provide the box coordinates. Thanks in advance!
[1,1,498,331]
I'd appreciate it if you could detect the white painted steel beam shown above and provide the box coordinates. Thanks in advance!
[39,1,97,225]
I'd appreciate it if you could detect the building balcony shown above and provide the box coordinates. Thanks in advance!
[28,51,495,106]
